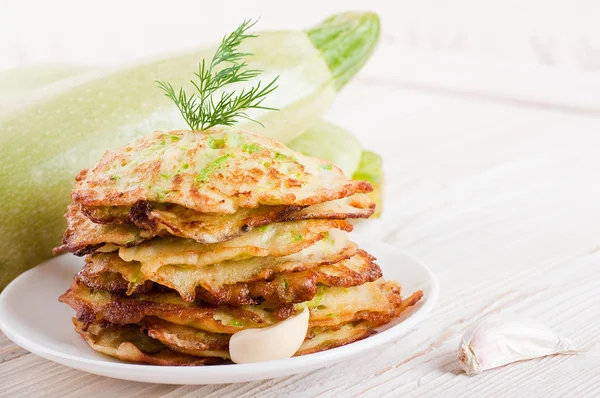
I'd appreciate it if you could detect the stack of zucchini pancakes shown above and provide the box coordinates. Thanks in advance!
[55,128,422,365]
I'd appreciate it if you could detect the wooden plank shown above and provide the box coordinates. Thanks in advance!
[0,354,182,397]
[0,331,28,364]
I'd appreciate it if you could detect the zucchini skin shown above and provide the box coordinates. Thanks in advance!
[307,12,380,90]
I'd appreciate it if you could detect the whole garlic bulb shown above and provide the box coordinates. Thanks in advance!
[458,316,579,375]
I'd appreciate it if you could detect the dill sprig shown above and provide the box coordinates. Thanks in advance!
[156,19,279,130]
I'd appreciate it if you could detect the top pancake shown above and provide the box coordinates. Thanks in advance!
[71,129,373,214]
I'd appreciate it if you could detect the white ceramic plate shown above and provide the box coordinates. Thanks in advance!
[0,236,438,384]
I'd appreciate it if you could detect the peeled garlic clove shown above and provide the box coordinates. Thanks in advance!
[229,306,309,364]
[458,316,579,375]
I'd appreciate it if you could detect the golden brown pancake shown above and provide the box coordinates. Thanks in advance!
[74,317,377,365]
[54,205,352,261]
[82,194,374,244]
[141,317,376,359]
[77,247,382,306]
[73,318,225,366]
[60,280,416,335]
[118,220,352,270]
[71,129,372,214]
[79,233,357,302]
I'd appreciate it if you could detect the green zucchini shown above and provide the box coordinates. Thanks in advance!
[0,12,380,289]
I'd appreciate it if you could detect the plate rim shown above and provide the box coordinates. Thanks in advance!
[0,238,439,384]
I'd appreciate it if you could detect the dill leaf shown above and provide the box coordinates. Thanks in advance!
[156,19,279,130]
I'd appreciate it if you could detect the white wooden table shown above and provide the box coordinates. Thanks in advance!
[1,2,600,396]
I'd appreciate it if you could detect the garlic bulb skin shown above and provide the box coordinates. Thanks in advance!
[459,316,578,375]
[229,306,309,364]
